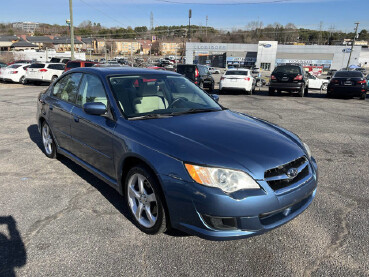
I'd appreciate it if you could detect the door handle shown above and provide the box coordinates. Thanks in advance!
[73,116,79,123]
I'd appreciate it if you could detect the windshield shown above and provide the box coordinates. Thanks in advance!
[225,70,249,76]
[109,74,221,119]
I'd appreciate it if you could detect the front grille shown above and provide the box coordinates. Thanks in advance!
[264,156,311,192]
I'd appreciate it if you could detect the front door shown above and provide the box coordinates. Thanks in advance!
[69,73,116,179]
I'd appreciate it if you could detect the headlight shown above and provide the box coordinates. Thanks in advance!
[303,142,312,159]
[184,164,260,193]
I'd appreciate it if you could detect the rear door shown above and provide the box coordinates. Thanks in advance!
[47,64,65,80]
[69,73,116,178]
[46,73,82,150]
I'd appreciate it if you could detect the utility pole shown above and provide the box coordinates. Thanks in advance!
[104,37,107,61]
[188,9,192,42]
[346,22,360,70]
[69,0,75,60]
[205,15,208,40]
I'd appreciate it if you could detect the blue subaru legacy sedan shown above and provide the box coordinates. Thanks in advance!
[37,67,318,240]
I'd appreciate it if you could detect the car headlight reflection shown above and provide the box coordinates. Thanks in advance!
[185,164,260,193]
[303,142,312,159]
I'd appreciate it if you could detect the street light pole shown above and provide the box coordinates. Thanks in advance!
[188,9,192,42]
[69,0,75,60]
[346,22,360,70]
[206,15,208,40]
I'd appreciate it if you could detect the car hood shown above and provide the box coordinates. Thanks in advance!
[128,110,306,179]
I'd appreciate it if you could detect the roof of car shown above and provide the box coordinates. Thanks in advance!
[227,68,250,71]
[67,67,180,77]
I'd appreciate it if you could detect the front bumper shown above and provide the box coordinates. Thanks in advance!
[160,158,318,241]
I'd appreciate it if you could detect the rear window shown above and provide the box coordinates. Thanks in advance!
[225,70,249,76]
[84,63,95,67]
[29,64,45,69]
[67,62,81,68]
[50,58,61,63]
[177,65,195,74]
[9,65,21,69]
[48,64,65,70]
[273,66,301,74]
[334,71,363,78]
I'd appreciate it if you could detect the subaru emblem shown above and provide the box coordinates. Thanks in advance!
[286,168,298,178]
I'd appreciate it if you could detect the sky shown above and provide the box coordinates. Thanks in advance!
[1,0,368,32]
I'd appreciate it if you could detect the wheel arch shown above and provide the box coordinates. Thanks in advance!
[118,153,172,227]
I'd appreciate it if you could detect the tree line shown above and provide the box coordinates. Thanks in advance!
[1,20,368,45]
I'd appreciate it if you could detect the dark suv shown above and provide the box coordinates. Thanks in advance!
[176,64,214,91]
[269,65,309,97]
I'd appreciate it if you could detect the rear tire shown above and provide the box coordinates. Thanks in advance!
[19,76,26,84]
[304,86,309,96]
[41,122,57,159]
[298,86,305,97]
[360,92,366,100]
[268,87,275,96]
[125,165,167,235]
[209,82,214,92]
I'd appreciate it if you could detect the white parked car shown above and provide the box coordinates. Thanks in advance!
[307,74,329,90]
[208,67,220,74]
[25,63,65,84]
[219,69,255,94]
[1,64,30,84]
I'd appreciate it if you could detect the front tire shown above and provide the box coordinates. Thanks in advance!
[51,75,58,83]
[41,122,57,159]
[125,165,167,235]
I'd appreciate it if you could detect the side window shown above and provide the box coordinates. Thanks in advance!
[51,73,82,103]
[76,74,108,107]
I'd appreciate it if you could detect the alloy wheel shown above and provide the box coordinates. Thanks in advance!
[42,124,53,155]
[127,173,158,228]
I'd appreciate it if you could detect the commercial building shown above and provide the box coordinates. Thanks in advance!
[185,41,362,71]
[13,22,39,33]
[160,42,181,56]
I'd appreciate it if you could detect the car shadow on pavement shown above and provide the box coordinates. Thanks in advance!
[0,216,27,277]
[27,124,191,238]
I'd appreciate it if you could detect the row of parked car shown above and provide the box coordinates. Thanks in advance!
[0,60,100,85]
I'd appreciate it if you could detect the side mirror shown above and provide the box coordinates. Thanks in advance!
[326,76,331,80]
[210,94,219,102]
[83,102,107,116]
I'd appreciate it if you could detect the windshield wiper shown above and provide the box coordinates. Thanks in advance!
[128,113,173,120]
[169,108,221,116]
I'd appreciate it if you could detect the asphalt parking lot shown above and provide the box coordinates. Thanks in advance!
[0,82,368,276]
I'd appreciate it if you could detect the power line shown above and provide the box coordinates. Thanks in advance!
[78,0,127,27]
[155,0,295,5]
